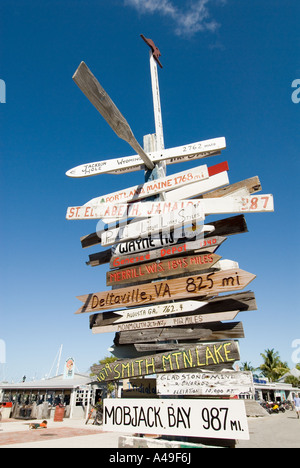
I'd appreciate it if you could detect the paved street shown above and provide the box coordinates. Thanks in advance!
[0,410,299,448]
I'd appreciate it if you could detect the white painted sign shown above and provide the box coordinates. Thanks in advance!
[165,170,229,202]
[103,398,249,440]
[110,300,207,324]
[92,310,239,334]
[67,200,204,221]
[66,137,226,177]
[156,371,254,397]
[99,195,272,246]
[101,210,211,247]
[85,163,210,205]
[67,194,274,222]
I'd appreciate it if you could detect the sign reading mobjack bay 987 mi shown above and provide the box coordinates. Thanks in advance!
[103,398,249,440]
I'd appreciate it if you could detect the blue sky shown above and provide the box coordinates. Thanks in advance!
[0,0,299,382]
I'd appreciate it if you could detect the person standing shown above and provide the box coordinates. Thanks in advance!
[0,404,3,431]
[293,394,300,419]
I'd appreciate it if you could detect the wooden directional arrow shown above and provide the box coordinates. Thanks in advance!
[92,310,239,334]
[72,61,154,170]
[66,193,273,222]
[89,291,257,335]
[84,163,210,205]
[81,213,247,253]
[67,200,204,221]
[114,321,245,345]
[66,136,226,177]
[106,252,221,286]
[89,300,208,328]
[100,194,272,246]
[109,235,225,268]
[84,161,228,205]
[100,210,209,247]
[75,268,256,314]
[91,340,241,381]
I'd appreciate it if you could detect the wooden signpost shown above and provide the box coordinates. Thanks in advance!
[75,268,256,314]
[66,38,274,448]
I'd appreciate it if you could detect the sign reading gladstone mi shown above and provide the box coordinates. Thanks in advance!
[103,398,249,440]
[90,340,240,382]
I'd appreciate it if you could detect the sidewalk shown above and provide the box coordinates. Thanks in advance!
[0,418,126,448]
[0,410,299,448]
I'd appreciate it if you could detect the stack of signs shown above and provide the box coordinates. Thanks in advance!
[66,62,274,444]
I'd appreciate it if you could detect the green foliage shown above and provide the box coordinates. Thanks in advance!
[259,348,290,382]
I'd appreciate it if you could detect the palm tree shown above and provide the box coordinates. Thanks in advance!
[259,348,289,382]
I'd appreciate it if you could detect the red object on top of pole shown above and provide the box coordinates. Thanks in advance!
[141,34,163,69]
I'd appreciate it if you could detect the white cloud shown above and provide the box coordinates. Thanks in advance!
[124,0,224,37]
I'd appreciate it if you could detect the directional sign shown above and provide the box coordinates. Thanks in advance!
[89,290,257,332]
[115,321,245,345]
[91,340,241,381]
[165,170,229,202]
[84,162,213,205]
[101,209,208,247]
[67,193,273,222]
[75,268,256,314]
[109,235,225,268]
[81,213,248,251]
[66,137,226,177]
[89,300,208,328]
[106,252,221,286]
[92,310,239,334]
[103,398,249,440]
[156,371,254,397]
[67,200,205,221]
[100,195,273,246]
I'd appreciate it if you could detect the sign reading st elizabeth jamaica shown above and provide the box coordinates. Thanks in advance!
[91,340,240,382]
[75,268,256,314]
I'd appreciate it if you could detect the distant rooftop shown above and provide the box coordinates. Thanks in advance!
[0,373,96,390]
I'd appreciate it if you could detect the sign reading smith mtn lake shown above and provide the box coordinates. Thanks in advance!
[75,268,256,314]
[91,340,240,382]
